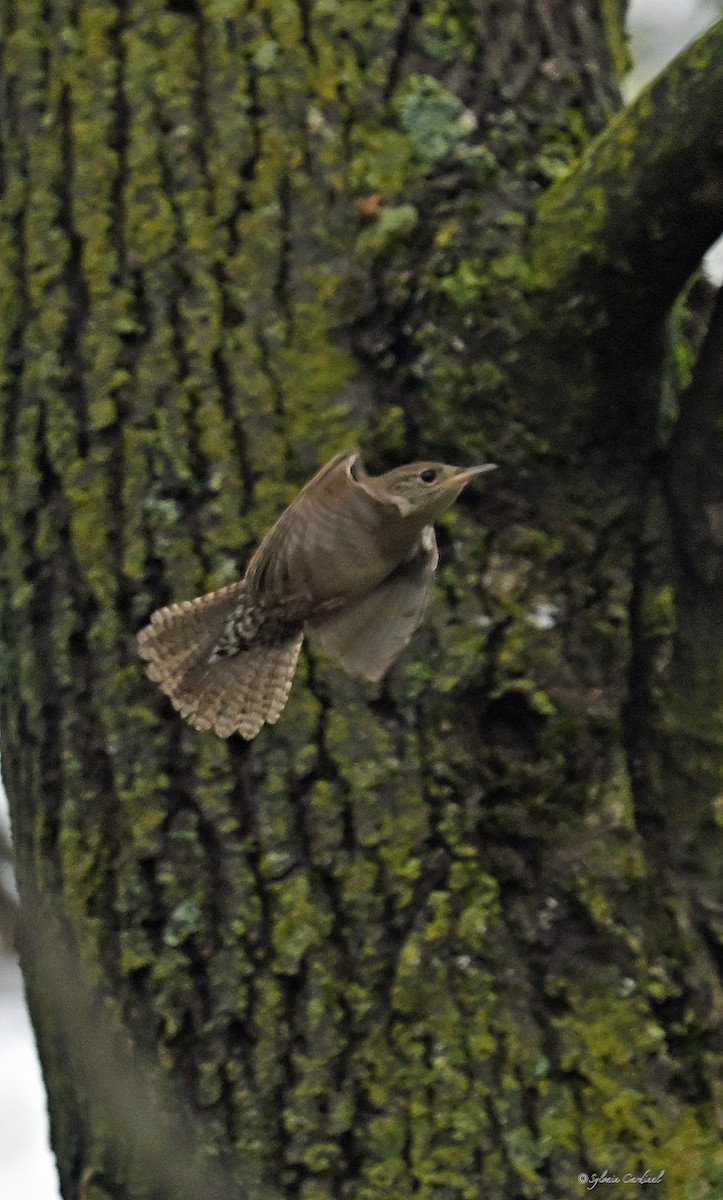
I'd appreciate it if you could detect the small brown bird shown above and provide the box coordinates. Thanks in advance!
[137,449,495,739]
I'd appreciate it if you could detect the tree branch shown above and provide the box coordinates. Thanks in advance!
[531,17,723,333]
[19,896,242,1200]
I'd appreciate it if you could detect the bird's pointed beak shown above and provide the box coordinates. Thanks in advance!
[450,462,498,485]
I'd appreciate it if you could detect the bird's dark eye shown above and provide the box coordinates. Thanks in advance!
[419,468,437,483]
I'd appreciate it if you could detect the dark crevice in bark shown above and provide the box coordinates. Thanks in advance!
[277,961,308,1198]
[301,648,361,867]
[188,7,255,514]
[696,918,723,992]
[38,0,54,99]
[294,0,319,67]
[255,323,288,425]
[213,336,255,516]
[138,488,176,615]
[161,722,200,826]
[623,487,662,839]
[664,283,723,691]
[189,9,215,216]
[227,60,263,253]
[0,134,28,636]
[104,3,138,633]
[26,415,66,880]
[57,85,91,458]
[0,58,32,892]
[108,4,130,279]
[382,0,422,103]
[226,1010,256,1105]
[217,1060,240,1146]
[0,0,14,198]
[484,1087,520,1194]
[333,987,364,1186]
[275,172,294,338]
[224,735,255,838]
[648,980,715,1106]
[150,90,215,570]
[244,835,274,969]
[62,599,123,993]
[104,411,134,630]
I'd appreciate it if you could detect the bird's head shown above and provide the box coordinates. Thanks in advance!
[356,458,497,521]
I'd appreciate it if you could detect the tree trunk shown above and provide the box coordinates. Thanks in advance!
[1,2,721,1198]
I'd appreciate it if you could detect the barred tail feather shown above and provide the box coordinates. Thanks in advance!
[209,635,303,739]
[137,582,247,684]
[137,583,303,739]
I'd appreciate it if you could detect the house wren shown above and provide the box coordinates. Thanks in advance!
[137,449,495,739]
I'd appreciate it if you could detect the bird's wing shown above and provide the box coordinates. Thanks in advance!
[244,449,359,603]
[306,526,438,681]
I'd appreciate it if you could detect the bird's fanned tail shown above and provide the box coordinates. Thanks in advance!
[137,582,303,739]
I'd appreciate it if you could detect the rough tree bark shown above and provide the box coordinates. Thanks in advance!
[0,2,721,1198]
